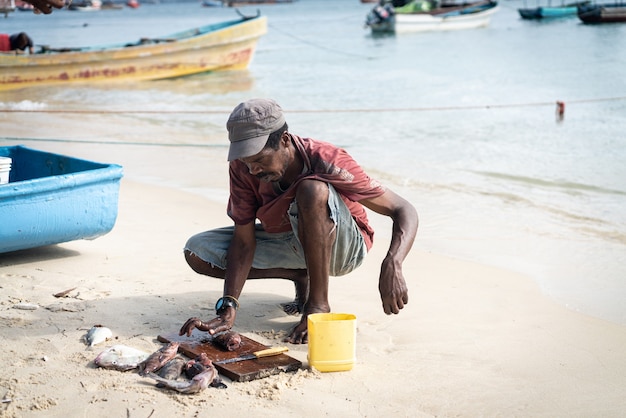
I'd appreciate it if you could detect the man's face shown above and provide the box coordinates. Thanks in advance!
[239,142,289,183]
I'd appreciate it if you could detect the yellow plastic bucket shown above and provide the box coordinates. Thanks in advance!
[307,313,356,372]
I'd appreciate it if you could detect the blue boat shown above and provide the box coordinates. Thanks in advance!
[577,2,626,23]
[518,0,590,19]
[0,146,123,254]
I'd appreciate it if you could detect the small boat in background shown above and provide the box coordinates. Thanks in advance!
[101,0,124,9]
[0,14,267,90]
[518,0,589,19]
[0,0,15,17]
[577,2,626,22]
[223,0,292,6]
[15,0,35,11]
[126,0,139,7]
[68,0,102,11]
[202,0,224,6]
[365,0,499,33]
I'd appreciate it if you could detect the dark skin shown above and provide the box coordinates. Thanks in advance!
[180,132,418,344]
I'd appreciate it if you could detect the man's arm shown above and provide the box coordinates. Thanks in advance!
[179,222,257,337]
[360,189,418,315]
[223,221,257,302]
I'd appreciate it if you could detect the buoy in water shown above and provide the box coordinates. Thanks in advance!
[556,101,565,122]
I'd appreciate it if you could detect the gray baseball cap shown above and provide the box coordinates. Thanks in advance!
[226,98,286,161]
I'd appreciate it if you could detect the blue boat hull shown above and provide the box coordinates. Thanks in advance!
[518,6,579,19]
[0,146,123,253]
[518,1,590,19]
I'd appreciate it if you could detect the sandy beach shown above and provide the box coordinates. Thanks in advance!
[0,136,625,418]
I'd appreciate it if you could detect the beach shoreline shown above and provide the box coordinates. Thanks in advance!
[1,147,625,416]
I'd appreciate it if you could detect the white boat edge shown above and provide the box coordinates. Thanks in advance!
[394,5,499,33]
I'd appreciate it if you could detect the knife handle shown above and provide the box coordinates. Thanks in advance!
[253,346,289,358]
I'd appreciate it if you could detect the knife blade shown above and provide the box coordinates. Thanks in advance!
[215,346,289,365]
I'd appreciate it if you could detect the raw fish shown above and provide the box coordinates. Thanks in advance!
[147,366,218,394]
[138,342,180,376]
[94,345,150,371]
[85,325,112,347]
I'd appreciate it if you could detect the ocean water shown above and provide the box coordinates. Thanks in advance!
[1,0,625,324]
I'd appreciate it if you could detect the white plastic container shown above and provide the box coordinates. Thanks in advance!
[0,156,11,184]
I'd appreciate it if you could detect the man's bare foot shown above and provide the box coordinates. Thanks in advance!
[280,300,303,316]
[284,316,308,344]
[281,273,308,315]
[283,303,331,344]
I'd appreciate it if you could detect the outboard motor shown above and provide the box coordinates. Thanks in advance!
[365,3,396,31]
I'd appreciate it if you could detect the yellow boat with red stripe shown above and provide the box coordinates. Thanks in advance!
[0,14,267,91]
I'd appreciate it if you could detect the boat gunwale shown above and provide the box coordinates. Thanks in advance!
[0,15,267,66]
[395,3,498,22]
[394,0,497,16]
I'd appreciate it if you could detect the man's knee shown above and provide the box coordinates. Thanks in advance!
[295,179,329,209]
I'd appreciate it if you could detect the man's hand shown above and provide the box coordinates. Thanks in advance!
[378,256,409,315]
[360,189,416,316]
[178,307,236,337]
[24,0,65,14]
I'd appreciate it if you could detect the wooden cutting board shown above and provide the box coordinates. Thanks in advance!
[157,329,302,382]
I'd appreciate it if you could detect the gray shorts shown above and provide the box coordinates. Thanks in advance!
[185,184,367,276]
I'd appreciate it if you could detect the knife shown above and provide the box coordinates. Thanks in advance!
[215,346,289,365]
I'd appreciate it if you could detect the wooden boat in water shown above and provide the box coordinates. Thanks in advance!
[365,0,499,33]
[518,0,589,19]
[68,0,102,11]
[15,0,35,11]
[0,146,123,254]
[101,1,124,10]
[223,0,292,6]
[0,14,267,91]
[577,2,626,22]
[0,0,15,16]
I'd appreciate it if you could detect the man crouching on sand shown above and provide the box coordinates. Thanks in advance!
[179,98,418,344]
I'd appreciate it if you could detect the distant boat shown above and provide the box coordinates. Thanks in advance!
[365,0,499,33]
[15,0,35,10]
[518,0,590,19]
[68,0,102,11]
[126,0,139,7]
[223,0,292,6]
[202,0,224,6]
[0,0,15,16]
[101,0,124,9]
[0,14,267,91]
[577,2,626,22]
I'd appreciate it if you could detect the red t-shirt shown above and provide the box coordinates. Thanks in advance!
[0,34,10,52]
[227,134,386,250]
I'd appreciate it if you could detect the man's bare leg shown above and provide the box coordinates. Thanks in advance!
[284,179,335,344]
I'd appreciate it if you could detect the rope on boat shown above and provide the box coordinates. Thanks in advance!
[1,95,625,115]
